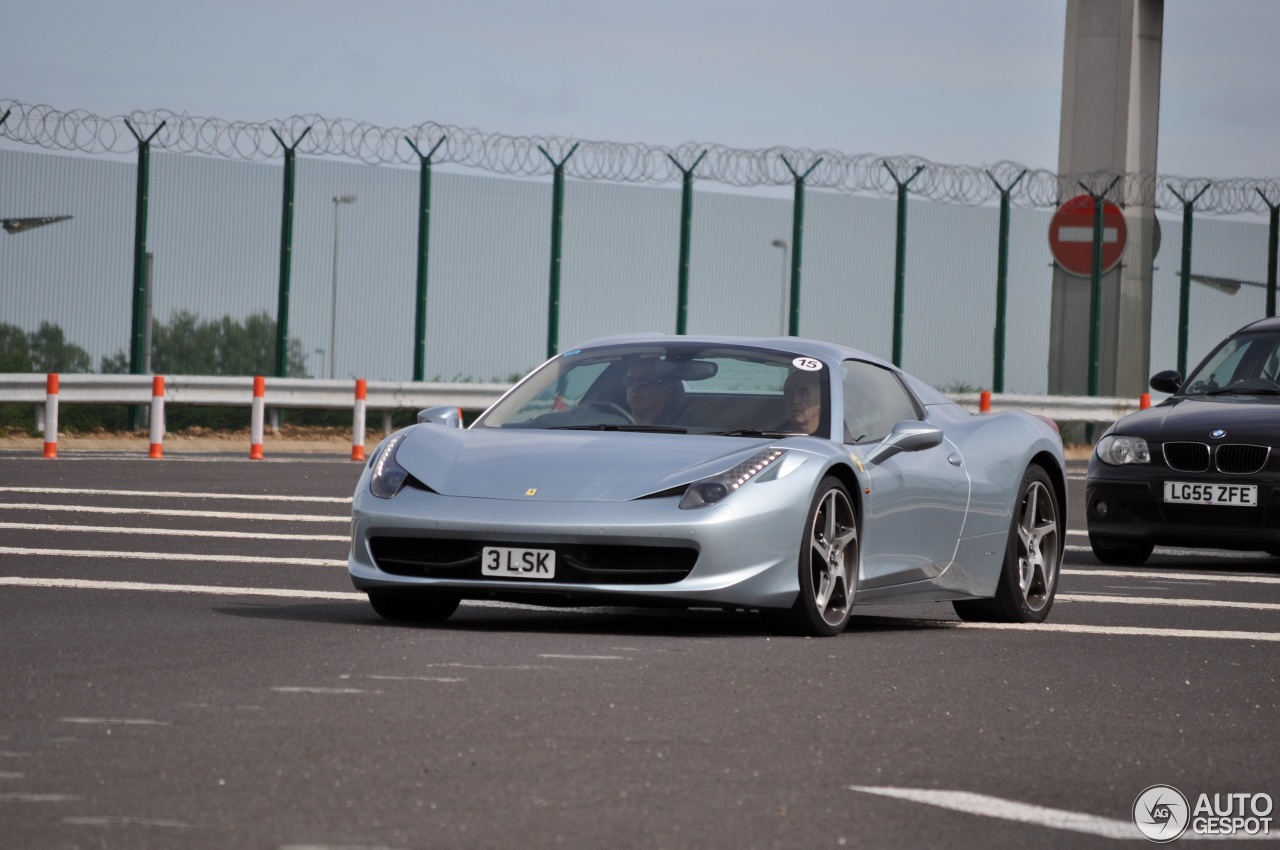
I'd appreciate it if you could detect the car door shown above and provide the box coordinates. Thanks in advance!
[841,360,969,588]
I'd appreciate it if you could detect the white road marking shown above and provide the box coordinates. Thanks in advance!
[537,654,632,660]
[0,577,360,598]
[847,786,1136,839]
[281,844,409,850]
[0,772,24,779]
[0,522,347,542]
[0,548,346,567]
[364,675,465,683]
[271,687,373,695]
[5,577,1280,642]
[0,486,350,503]
[0,793,78,802]
[62,815,191,828]
[937,621,1280,642]
[0,502,347,523]
[1063,568,1280,585]
[1060,593,1280,611]
[60,717,169,726]
[1066,543,1271,560]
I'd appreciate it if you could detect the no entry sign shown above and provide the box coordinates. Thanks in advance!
[1049,194,1128,277]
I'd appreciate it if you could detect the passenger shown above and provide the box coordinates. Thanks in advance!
[781,369,823,434]
[624,358,686,425]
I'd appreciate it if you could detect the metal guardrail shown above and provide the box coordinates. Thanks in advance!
[948,392,1145,423]
[0,374,1149,424]
[0,374,511,412]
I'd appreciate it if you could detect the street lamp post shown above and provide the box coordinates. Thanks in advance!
[771,239,789,335]
[330,194,357,379]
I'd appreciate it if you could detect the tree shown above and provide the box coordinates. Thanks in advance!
[0,324,33,372]
[0,322,90,373]
[28,322,92,373]
[103,310,309,377]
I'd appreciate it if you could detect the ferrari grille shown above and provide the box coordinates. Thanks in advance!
[369,537,698,585]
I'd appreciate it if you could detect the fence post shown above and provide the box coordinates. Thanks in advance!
[1078,176,1123,396]
[780,156,823,337]
[271,126,312,379]
[405,135,446,381]
[538,143,579,359]
[667,150,707,335]
[149,375,165,459]
[1171,183,1210,376]
[43,373,59,459]
[986,169,1026,393]
[884,163,925,366]
[352,379,367,462]
[124,119,166,430]
[250,376,266,460]
[1257,190,1279,319]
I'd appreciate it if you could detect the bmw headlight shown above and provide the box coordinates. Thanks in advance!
[680,449,785,509]
[369,432,411,498]
[1096,434,1150,465]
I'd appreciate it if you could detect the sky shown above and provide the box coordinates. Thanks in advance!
[2,0,1278,179]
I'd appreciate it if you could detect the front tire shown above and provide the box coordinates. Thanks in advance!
[954,465,1062,623]
[368,590,461,623]
[767,477,858,637]
[1089,535,1153,566]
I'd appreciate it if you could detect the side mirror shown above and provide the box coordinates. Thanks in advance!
[864,420,944,465]
[417,406,463,428]
[1149,370,1182,395]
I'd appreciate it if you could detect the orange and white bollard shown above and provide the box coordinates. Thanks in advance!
[42,373,59,458]
[979,389,992,413]
[149,375,166,459]
[249,375,265,460]
[351,379,367,461]
[1139,392,1151,410]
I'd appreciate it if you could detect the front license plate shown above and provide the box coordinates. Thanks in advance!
[481,546,556,580]
[1163,481,1258,506]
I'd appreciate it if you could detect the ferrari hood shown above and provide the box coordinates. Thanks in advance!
[1116,396,1280,444]
[393,425,781,501]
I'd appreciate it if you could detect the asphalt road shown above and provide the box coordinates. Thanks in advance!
[1,451,1277,849]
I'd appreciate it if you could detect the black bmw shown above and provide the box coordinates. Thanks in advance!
[1086,317,1280,565]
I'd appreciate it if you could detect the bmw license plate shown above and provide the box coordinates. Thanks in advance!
[481,546,556,579]
[1163,481,1258,506]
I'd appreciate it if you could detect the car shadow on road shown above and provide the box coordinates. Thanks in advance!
[212,598,956,638]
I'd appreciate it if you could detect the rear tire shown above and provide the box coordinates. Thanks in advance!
[1089,535,1153,566]
[953,465,1062,623]
[367,590,461,623]
[766,477,858,637]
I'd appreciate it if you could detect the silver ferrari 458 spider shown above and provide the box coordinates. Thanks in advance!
[348,335,1067,636]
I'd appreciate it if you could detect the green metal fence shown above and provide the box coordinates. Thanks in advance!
[2,100,1277,395]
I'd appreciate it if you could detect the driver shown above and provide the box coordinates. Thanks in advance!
[781,369,823,434]
[624,358,686,425]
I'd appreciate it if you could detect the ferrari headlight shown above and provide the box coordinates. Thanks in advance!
[680,449,785,509]
[1096,434,1150,465]
[369,432,411,499]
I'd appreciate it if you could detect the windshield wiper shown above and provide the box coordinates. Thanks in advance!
[715,429,804,437]
[1204,385,1280,396]
[549,424,688,433]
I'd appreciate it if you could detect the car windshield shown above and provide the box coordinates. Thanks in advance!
[1183,331,1280,396]
[473,343,831,438]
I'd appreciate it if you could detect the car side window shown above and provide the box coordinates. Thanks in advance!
[841,360,920,444]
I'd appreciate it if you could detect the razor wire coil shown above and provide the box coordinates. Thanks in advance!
[4,99,1278,216]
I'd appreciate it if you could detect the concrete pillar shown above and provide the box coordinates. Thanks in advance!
[1049,0,1163,398]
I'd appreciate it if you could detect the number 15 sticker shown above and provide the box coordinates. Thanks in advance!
[792,357,823,371]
